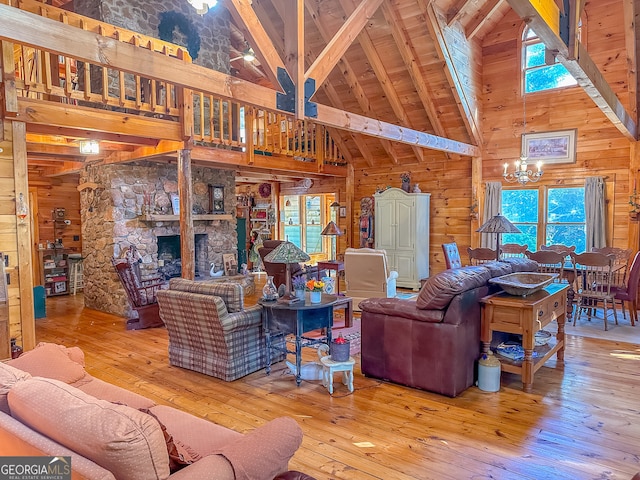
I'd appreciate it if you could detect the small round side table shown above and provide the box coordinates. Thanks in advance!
[319,355,355,395]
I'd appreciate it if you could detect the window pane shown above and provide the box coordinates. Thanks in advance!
[546,224,586,253]
[502,189,538,223]
[525,42,546,68]
[547,187,585,222]
[284,196,300,224]
[305,225,322,253]
[525,63,577,93]
[503,225,538,251]
[305,196,321,226]
[284,226,302,248]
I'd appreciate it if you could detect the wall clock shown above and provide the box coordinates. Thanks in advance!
[212,185,224,213]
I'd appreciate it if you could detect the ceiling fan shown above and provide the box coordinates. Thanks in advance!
[230,46,256,63]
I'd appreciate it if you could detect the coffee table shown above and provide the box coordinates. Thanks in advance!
[260,294,341,386]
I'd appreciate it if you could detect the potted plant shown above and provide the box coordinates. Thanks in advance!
[292,276,307,301]
[330,334,350,362]
[306,279,325,303]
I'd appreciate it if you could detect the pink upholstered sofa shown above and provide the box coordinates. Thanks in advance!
[0,343,303,480]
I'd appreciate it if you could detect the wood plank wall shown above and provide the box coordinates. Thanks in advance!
[482,2,634,251]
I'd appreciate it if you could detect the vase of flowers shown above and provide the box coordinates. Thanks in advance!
[292,276,307,301]
[306,279,325,303]
[330,334,350,362]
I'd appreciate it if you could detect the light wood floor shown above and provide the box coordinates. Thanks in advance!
[34,280,640,480]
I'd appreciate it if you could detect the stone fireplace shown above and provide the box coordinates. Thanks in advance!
[157,233,209,278]
[79,163,237,318]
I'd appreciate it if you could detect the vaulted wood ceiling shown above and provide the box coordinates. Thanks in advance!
[25,0,640,181]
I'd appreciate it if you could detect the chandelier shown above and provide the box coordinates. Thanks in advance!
[503,91,543,185]
[187,0,217,15]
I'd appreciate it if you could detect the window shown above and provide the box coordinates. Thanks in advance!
[523,27,577,93]
[502,187,586,252]
[282,194,336,257]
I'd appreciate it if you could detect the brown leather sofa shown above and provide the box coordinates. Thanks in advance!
[359,258,537,397]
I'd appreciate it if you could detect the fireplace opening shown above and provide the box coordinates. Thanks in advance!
[157,234,208,279]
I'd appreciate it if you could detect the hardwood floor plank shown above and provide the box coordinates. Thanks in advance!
[32,293,640,479]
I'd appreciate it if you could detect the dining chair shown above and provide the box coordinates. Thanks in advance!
[610,251,640,326]
[442,242,463,269]
[571,252,618,330]
[540,244,576,258]
[500,243,528,258]
[591,247,632,290]
[525,250,565,282]
[467,247,498,265]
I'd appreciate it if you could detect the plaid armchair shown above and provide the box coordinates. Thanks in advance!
[157,278,281,381]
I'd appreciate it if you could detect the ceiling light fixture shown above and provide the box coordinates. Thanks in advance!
[503,91,543,185]
[79,140,100,155]
[187,0,217,15]
[231,44,256,63]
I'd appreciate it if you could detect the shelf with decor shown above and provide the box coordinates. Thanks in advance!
[249,204,274,236]
[142,214,234,222]
[41,250,70,297]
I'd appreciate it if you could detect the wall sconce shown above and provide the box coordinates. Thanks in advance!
[79,140,100,155]
[16,192,28,224]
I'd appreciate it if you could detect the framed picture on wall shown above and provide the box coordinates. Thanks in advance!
[521,129,577,165]
[339,206,347,218]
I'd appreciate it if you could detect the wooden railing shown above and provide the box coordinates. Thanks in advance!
[5,0,346,166]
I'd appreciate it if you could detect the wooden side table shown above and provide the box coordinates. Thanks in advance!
[480,283,569,392]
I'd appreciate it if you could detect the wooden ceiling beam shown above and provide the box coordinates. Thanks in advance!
[315,103,479,156]
[305,0,385,87]
[27,125,160,146]
[465,0,504,39]
[506,0,637,141]
[283,0,305,119]
[0,4,477,157]
[17,98,182,140]
[306,0,399,164]
[623,0,639,126]
[223,0,284,90]
[425,2,482,147]
[381,2,448,141]
[446,0,472,25]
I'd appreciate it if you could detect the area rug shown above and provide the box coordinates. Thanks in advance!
[298,315,361,356]
[545,311,640,344]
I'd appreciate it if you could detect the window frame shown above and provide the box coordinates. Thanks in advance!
[501,184,587,252]
[521,25,578,95]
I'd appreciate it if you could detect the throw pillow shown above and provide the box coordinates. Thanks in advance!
[7,342,87,384]
[8,377,170,480]
[0,362,31,414]
[416,266,491,310]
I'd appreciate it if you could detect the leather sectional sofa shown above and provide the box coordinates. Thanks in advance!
[359,259,537,397]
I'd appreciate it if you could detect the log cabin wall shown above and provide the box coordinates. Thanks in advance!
[482,3,633,251]
[29,174,82,253]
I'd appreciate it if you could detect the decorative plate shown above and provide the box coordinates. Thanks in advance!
[258,183,271,198]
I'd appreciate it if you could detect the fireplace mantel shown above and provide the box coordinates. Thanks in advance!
[142,214,234,222]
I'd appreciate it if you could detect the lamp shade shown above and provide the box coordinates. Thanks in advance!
[321,220,343,236]
[476,213,521,234]
[264,241,310,264]
[476,213,521,261]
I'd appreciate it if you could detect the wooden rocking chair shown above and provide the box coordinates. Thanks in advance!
[111,247,165,330]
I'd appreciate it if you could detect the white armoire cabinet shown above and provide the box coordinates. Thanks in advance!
[374,188,430,290]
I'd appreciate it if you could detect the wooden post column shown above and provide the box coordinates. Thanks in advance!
[178,148,195,280]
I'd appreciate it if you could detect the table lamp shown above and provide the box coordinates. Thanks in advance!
[476,213,521,261]
[321,220,343,261]
[263,241,310,302]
